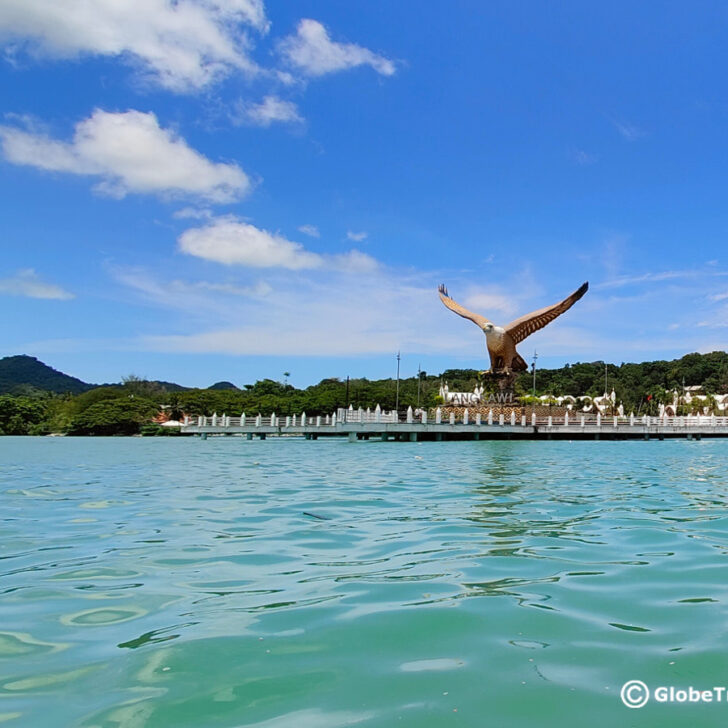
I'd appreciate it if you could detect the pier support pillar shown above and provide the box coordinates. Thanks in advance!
[409,432,417,442]
[381,433,388,442]
[201,433,207,440]
[259,433,266,440]
[348,432,357,443]
[435,433,443,441]
[246,433,253,440]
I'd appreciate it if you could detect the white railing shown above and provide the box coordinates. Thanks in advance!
[184,410,728,429]
[534,414,728,427]
[193,412,338,428]
[336,407,398,423]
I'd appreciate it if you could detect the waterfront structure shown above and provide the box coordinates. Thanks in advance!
[660,386,728,416]
[181,406,728,441]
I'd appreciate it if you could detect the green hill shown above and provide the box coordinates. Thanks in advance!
[152,380,189,392]
[0,355,94,395]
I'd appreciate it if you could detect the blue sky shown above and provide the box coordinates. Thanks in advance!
[1,1,728,388]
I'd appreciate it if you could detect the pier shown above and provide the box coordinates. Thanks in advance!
[180,407,728,441]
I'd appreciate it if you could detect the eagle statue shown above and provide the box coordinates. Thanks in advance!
[438,281,588,375]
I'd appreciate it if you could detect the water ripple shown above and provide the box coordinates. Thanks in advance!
[2,437,728,726]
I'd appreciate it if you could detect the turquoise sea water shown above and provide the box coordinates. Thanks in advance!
[2,436,728,727]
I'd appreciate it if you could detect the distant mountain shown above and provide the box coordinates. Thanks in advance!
[0,356,191,395]
[208,381,239,390]
[152,381,189,392]
[0,355,94,395]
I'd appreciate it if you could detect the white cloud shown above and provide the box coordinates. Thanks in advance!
[0,0,268,92]
[234,95,303,126]
[346,230,368,242]
[25,261,728,364]
[108,263,440,357]
[278,19,395,77]
[570,148,597,165]
[178,216,378,272]
[334,250,379,274]
[140,274,442,355]
[614,120,644,141]
[298,224,320,238]
[179,218,322,269]
[112,266,271,309]
[276,70,297,86]
[462,290,517,318]
[694,294,728,329]
[194,280,272,297]
[0,109,250,202]
[109,261,589,358]
[134,268,599,357]
[173,207,214,220]
[145,327,390,356]
[0,269,74,300]
[596,270,704,289]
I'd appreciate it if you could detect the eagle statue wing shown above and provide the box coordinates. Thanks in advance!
[438,285,491,328]
[504,282,588,345]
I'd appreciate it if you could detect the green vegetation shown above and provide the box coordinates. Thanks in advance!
[524,352,728,410]
[2,351,728,435]
[0,394,54,435]
[67,397,159,436]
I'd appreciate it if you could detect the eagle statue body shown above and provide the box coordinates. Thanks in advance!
[482,323,528,374]
[438,282,588,375]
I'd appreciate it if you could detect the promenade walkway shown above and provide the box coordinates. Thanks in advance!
[180,408,728,441]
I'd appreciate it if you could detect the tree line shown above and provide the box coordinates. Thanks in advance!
[2,351,728,435]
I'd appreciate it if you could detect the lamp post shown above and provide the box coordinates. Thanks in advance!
[416,364,422,409]
[604,362,609,415]
[395,351,401,414]
[531,351,538,420]
[283,371,291,415]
